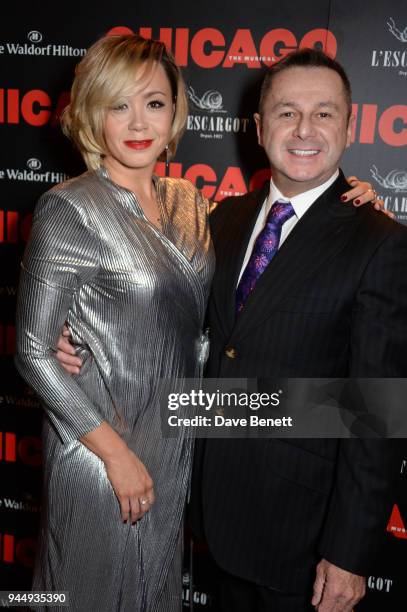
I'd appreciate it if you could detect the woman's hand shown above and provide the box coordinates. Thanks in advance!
[80,422,155,523]
[104,447,155,523]
[56,326,82,374]
[343,176,394,218]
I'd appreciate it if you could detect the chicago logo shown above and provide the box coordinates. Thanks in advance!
[386,503,407,540]
[371,17,407,76]
[0,431,42,467]
[107,26,337,68]
[0,88,70,126]
[0,533,37,567]
[0,211,32,243]
[350,103,407,147]
[154,161,270,200]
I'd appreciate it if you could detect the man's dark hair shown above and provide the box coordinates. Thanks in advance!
[258,48,352,119]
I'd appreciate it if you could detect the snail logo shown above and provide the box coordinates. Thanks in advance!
[371,19,407,73]
[187,86,227,113]
[370,165,407,193]
[387,18,407,43]
[27,158,41,171]
[186,84,250,140]
[27,31,42,44]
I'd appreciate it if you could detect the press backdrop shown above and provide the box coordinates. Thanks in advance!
[1,1,406,609]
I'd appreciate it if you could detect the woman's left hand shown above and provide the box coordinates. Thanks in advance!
[343,176,394,219]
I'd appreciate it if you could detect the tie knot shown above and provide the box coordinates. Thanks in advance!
[267,199,295,226]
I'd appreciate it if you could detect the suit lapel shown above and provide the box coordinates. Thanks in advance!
[231,173,359,340]
[211,184,269,337]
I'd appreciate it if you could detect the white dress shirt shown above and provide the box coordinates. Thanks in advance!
[237,170,339,284]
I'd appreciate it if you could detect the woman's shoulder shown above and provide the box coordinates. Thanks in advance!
[156,177,209,208]
[41,170,102,202]
[33,170,104,228]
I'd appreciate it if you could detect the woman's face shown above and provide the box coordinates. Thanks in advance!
[102,62,174,180]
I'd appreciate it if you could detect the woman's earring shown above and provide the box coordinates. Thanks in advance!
[165,145,170,176]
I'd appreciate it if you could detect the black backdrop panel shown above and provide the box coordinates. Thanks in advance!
[1,2,406,609]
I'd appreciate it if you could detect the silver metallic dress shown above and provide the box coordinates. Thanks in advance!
[15,167,215,612]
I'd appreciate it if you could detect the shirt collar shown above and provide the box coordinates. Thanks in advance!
[268,170,339,219]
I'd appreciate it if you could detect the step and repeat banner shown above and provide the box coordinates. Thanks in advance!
[1,1,406,609]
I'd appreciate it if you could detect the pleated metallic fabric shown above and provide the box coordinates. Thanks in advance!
[15,167,215,611]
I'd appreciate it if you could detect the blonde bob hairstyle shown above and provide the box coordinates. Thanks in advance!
[61,34,188,170]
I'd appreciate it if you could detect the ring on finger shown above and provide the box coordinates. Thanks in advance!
[139,497,150,506]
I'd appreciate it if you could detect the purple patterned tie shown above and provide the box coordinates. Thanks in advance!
[236,199,295,314]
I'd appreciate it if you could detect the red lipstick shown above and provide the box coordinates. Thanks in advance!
[124,140,153,150]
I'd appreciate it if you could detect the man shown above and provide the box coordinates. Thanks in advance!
[191,49,407,611]
[55,50,406,610]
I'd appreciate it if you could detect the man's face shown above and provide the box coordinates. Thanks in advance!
[254,66,354,197]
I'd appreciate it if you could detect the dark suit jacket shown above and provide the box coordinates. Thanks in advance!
[191,171,407,593]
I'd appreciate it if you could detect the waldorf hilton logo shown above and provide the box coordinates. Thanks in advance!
[0,158,69,184]
[187,84,250,140]
[0,30,86,57]
[370,165,407,219]
[371,17,407,76]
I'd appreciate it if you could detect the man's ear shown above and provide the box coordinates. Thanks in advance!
[345,114,355,149]
[254,112,263,146]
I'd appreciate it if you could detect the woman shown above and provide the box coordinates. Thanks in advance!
[15,34,382,611]
[15,34,214,612]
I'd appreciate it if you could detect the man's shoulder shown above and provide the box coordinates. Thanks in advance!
[355,203,407,244]
[210,188,264,233]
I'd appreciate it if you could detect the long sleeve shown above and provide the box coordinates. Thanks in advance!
[319,222,407,575]
[15,188,104,443]
[350,223,407,376]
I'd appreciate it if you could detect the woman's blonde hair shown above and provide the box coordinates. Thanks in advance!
[61,34,189,170]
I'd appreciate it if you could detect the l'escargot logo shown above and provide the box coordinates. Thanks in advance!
[387,17,407,43]
[371,17,407,76]
[370,164,407,220]
[186,84,249,140]
[188,86,227,113]
[371,165,407,193]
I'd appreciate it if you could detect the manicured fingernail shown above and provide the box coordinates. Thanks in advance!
[340,195,347,201]
[354,199,361,205]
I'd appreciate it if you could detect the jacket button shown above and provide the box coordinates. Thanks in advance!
[225,346,237,359]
